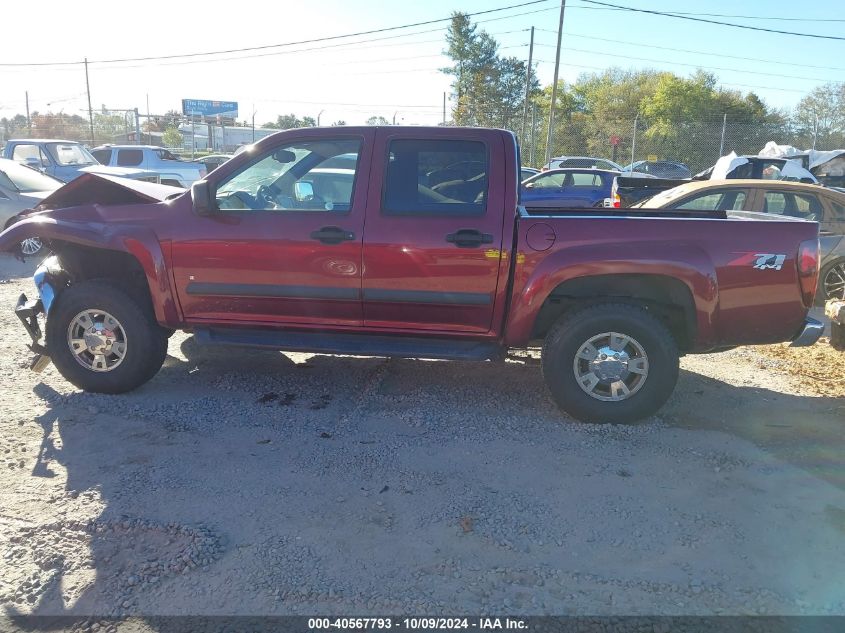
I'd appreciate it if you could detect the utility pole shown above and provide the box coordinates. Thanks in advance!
[630,113,639,167]
[443,92,447,126]
[317,109,325,126]
[521,26,535,141]
[719,113,727,156]
[25,91,31,136]
[146,93,150,144]
[531,102,538,168]
[544,0,566,166]
[84,58,95,145]
[134,108,141,145]
[252,105,257,142]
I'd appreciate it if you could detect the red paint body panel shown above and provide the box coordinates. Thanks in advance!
[0,127,818,352]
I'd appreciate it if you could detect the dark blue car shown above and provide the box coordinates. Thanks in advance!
[521,168,618,208]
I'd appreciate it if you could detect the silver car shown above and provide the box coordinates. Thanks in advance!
[0,158,62,256]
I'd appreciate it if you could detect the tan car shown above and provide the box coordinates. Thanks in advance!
[640,180,845,302]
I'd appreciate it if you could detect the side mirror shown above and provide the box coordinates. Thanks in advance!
[294,180,314,201]
[191,180,213,216]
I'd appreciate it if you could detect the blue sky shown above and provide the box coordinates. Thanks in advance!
[0,0,842,126]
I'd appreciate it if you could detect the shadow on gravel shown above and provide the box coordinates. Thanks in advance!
[666,369,845,491]
[7,346,845,622]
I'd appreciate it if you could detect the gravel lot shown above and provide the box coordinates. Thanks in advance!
[1,252,844,622]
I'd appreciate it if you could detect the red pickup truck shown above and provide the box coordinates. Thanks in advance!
[2,126,824,423]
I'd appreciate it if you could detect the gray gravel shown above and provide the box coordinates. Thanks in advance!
[1,253,845,618]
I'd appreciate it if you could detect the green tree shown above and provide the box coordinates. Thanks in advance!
[792,83,845,149]
[268,114,317,129]
[441,12,539,130]
[162,127,183,148]
[366,116,390,126]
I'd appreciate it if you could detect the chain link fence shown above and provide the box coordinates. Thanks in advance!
[513,115,844,172]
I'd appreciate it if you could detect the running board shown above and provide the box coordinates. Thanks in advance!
[193,327,503,361]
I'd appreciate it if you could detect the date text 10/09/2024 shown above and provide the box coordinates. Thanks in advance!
[307,618,528,630]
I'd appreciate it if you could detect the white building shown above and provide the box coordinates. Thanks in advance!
[178,123,278,152]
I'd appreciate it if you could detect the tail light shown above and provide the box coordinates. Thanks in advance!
[797,238,820,308]
[612,192,621,208]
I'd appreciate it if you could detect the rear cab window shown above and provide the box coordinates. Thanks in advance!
[383,139,487,216]
[91,149,112,164]
[117,149,144,167]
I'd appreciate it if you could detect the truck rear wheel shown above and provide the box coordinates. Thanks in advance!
[46,280,168,394]
[541,303,679,423]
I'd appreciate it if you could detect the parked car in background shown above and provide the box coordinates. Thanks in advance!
[638,179,845,302]
[0,158,62,256]
[521,168,618,209]
[613,154,820,208]
[3,126,823,424]
[91,145,207,187]
[200,154,233,173]
[521,167,540,181]
[2,139,159,184]
[542,156,623,172]
[622,160,691,180]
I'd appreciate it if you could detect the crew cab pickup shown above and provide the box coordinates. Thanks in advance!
[90,145,206,188]
[1,127,824,423]
[2,139,159,184]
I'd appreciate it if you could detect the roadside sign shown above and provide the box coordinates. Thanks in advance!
[647,154,658,161]
[181,99,238,119]
[610,135,620,146]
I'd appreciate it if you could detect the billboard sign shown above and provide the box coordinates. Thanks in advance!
[181,99,238,118]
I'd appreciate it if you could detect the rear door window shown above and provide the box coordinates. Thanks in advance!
[383,139,487,216]
[117,149,144,167]
[568,173,602,187]
[762,191,822,219]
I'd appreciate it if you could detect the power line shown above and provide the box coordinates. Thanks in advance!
[86,28,529,72]
[567,3,845,22]
[0,0,554,67]
[577,0,845,41]
[534,29,845,73]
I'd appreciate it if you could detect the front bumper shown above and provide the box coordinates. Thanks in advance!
[15,293,51,371]
[826,300,845,351]
[790,317,825,347]
[14,257,61,372]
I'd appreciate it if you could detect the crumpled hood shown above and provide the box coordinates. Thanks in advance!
[0,173,186,253]
[32,173,184,211]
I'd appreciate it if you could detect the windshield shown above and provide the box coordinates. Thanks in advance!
[46,143,97,166]
[0,161,62,193]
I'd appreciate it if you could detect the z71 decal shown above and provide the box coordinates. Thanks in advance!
[753,253,787,271]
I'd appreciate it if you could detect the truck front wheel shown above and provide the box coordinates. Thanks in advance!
[45,280,168,394]
[541,303,679,423]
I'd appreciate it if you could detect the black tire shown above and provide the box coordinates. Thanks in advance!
[541,303,679,424]
[817,258,845,305]
[46,280,168,394]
